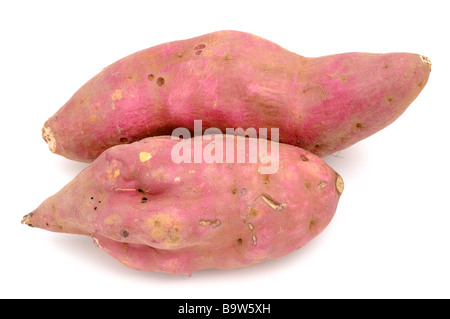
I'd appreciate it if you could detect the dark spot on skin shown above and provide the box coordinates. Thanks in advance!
[54,116,58,121]
[223,53,232,61]
[98,200,101,203]
[90,197,94,200]
[195,50,203,55]
[314,144,321,149]
[304,180,311,190]
[384,63,389,69]
[231,187,237,195]
[387,96,393,103]
[300,155,309,162]
[147,74,155,81]
[157,77,165,86]
[237,238,243,245]
[263,175,270,185]
[141,197,148,203]
[194,44,206,50]
[121,230,129,238]
[418,81,423,87]
[138,189,144,193]
[248,207,258,217]
[46,223,49,226]
[120,137,130,144]
[296,139,301,145]
[94,207,97,210]
[309,219,319,232]
[355,123,363,128]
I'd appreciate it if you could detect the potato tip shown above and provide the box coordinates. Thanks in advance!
[21,213,34,227]
[420,55,432,67]
[42,122,56,153]
[335,175,344,195]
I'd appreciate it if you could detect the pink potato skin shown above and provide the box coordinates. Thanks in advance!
[43,30,431,162]
[23,135,343,274]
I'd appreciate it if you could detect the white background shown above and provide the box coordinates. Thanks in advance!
[1,0,449,299]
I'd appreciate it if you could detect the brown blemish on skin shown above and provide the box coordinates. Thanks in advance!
[141,197,148,203]
[119,137,130,144]
[309,219,319,232]
[106,168,120,179]
[122,243,128,251]
[231,186,237,195]
[198,219,221,228]
[317,181,328,189]
[248,207,258,218]
[194,44,206,50]
[355,122,363,128]
[304,180,311,190]
[247,222,254,231]
[387,96,393,103]
[237,238,243,245]
[105,215,122,225]
[147,74,155,81]
[195,50,203,55]
[300,155,309,162]
[384,63,389,69]
[111,89,123,101]
[121,230,129,238]
[223,52,232,61]
[148,214,181,247]
[261,193,287,211]
[156,77,165,86]
[263,175,270,185]
[418,81,423,87]
[341,74,347,82]
[302,83,327,101]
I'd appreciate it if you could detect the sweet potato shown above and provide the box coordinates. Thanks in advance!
[42,30,431,162]
[22,135,343,274]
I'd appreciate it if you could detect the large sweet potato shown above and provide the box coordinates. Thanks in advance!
[42,30,431,162]
[23,135,343,274]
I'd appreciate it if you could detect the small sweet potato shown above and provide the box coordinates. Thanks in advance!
[23,135,343,274]
[42,30,431,162]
